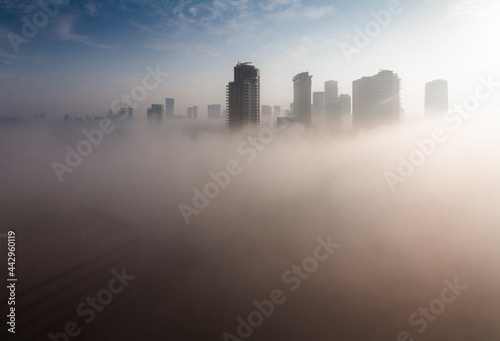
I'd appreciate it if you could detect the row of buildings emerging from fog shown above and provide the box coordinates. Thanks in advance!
[146,98,224,124]
[225,62,449,131]
[48,62,447,129]
[11,62,447,129]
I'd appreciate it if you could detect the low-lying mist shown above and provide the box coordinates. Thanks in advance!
[1,112,500,340]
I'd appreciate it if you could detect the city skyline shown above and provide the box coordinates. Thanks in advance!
[0,57,455,132]
[1,0,499,120]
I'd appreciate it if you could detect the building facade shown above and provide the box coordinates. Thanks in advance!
[339,94,351,117]
[208,104,222,119]
[274,106,281,117]
[352,70,401,130]
[324,80,340,123]
[187,106,198,119]
[312,91,325,118]
[226,62,260,129]
[147,104,163,124]
[292,72,312,127]
[425,79,448,118]
[165,98,174,119]
[262,105,272,116]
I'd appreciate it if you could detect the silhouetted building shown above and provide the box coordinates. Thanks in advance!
[147,104,163,124]
[262,105,272,117]
[313,91,325,117]
[165,98,174,119]
[325,80,339,123]
[226,62,260,129]
[339,94,351,117]
[352,70,401,130]
[208,104,222,119]
[325,81,342,126]
[292,72,312,127]
[187,106,197,119]
[274,106,281,117]
[425,79,448,118]
[118,107,133,119]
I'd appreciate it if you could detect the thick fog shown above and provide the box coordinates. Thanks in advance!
[1,107,500,340]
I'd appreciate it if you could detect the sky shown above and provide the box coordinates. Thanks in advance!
[0,0,499,119]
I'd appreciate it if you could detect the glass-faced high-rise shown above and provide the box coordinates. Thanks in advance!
[226,63,260,129]
[425,80,448,118]
[165,98,174,119]
[293,72,312,127]
[352,70,401,130]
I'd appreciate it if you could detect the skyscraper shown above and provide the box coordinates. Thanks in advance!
[262,105,272,116]
[312,91,325,118]
[292,72,312,127]
[165,98,174,119]
[187,106,198,119]
[425,80,448,118]
[208,104,222,119]
[339,94,351,117]
[325,80,339,123]
[118,107,133,119]
[274,106,281,117]
[147,104,163,124]
[352,70,401,130]
[226,62,260,129]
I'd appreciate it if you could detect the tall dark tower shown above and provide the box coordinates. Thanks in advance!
[165,98,174,119]
[226,62,260,130]
[147,104,163,125]
[293,72,312,127]
[425,80,448,118]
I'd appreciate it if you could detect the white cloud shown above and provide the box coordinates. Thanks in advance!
[447,0,500,18]
[128,20,153,32]
[81,0,100,17]
[53,16,114,49]
[0,0,38,15]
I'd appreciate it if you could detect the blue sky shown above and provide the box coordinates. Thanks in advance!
[0,0,499,119]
